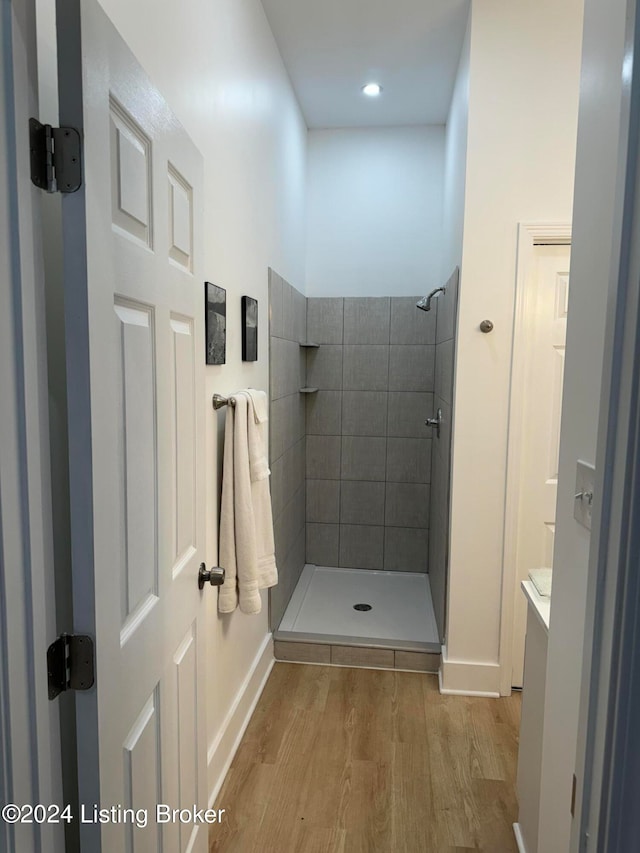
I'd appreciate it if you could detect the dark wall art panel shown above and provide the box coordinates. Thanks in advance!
[242,295,258,362]
[205,281,226,365]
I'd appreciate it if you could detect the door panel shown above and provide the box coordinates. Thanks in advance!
[57,1,206,848]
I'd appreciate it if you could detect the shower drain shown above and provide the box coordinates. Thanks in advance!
[353,603,372,612]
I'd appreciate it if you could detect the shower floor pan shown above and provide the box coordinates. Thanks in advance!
[274,565,441,671]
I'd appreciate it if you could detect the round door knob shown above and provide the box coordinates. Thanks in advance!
[198,564,225,590]
[480,320,494,333]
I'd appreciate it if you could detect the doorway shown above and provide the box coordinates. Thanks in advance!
[502,224,572,690]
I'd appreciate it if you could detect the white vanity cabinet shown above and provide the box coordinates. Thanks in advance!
[514,581,551,853]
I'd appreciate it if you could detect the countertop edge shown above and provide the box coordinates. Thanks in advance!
[521,579,551,634]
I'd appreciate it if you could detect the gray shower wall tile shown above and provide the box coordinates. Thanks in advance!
[273,508,288,566]
[294,289,307,344]
[271,525,306,629]
[282,281,295,340]
[340,481,385,526]
[307,523,339,566]
[306,390,342,436]
[343,346,389,391]
[435,338,454,405]
[307,479,340,524]
[387,392,434,438]
[277,483,306,562]
[343,298,390,344]
[271,337,288,400]
[390,297,436,345]
[339,524,384,570]
[287,392,306,445]
[388,345,435,392]
[384,527,429,572]
[298,346,307,390]
[270,456,285,521]
[291,482,306,537]
[386,437,431,484]
[284,339,302,397]
[296,290,444,576]
[436,396,452,468]
[431,437,449,511]
[341,436,386,482]
[281,394,297,453]
[268,270,283,339]
[385,482,430,529]
[281,441,304,501]
[268,273,307,631]
[306,345,343,390]
[429,508,447,619]
[293,437,306,494]
[342,391,388,437]
[307,435,341,480]
[307,298,344,344]
[436,267,460,345]
[269,393,286,462]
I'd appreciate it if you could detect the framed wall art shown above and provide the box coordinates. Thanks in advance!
[242,296,258,362]
[205,282,226,365]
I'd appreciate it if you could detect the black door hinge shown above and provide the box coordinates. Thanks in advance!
[29,118,82,193]
[47,634,94,700]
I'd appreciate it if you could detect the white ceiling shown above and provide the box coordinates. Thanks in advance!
[260,0,470,129]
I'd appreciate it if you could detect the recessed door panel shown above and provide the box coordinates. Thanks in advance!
[114,300,159,642]
[110,98,152,246]
[123,690,162,853]
[170,316,196,570]
[168,165,193,269]
[174,626,199,852]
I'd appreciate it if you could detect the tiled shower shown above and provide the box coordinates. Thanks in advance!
[305,295,435,573]
[268,269,458,668]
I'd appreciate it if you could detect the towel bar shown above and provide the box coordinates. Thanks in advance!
[212,393,236,410]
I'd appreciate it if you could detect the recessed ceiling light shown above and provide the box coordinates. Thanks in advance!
[362,83,382,97]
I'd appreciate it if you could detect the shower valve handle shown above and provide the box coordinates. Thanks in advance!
[425,409,442,439]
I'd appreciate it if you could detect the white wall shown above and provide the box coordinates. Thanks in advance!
[305,126,444,296]
[538,0,628,847]
[38,0,308,803]
[443,0,584,693]
[442,13,470,282]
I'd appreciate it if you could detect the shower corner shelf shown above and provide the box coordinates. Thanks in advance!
[299,387,319,394]
[299,341,320,348]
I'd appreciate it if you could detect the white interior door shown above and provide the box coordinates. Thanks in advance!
[57,1,207,849]
[511,243,570,687]
[0,1,64,851]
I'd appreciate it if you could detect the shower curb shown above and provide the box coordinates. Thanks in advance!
[273,637,441,673]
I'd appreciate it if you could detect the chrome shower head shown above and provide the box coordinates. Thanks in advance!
[416,286,446,312]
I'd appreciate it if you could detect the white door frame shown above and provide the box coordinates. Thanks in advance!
[0,0,64,849]
[499,222,572,697]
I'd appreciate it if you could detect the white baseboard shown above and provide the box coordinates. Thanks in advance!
[439,648,501,697]
[207,633,274,807]
[513,822,527,853]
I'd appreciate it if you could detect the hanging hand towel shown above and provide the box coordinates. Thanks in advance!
[246,387,268,424]
[218,391,278,614]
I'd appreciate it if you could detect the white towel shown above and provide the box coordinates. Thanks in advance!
[218,391,278,614]
[246,388,268,424]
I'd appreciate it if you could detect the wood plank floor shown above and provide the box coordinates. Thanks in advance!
[210,663,521,853]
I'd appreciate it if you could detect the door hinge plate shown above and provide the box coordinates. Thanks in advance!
[30,118,82,193]
[47,634,94,700]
